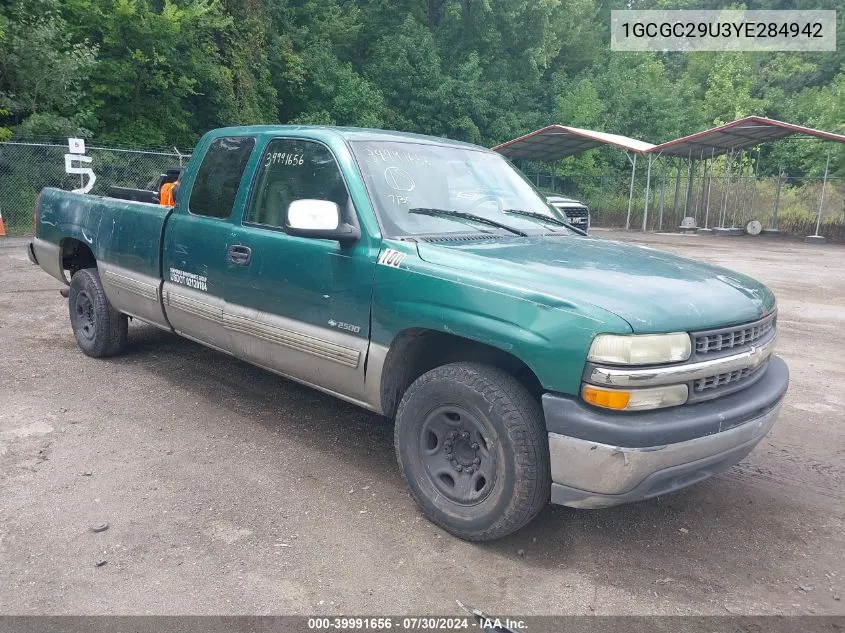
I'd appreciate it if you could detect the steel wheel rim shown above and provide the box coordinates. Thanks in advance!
[419,405,498,506]
[74,291,96,341]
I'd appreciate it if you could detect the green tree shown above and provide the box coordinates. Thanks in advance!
[293,46,387,128]
[365,15,444,132]
[595,53,684,142]
[701,53,765,125]
[0,0,841,191]
[554,76,603,129]
[0,2,97,135]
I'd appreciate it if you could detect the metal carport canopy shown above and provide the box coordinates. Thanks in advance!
[492,124,655,160]
[650,116,845,157]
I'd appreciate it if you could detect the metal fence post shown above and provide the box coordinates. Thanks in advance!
[720,150,734,228]
[671,159,682,225]
[771,165,783,230]
[657,160,667,231]
[730,149,745,228]
[812,150,831,237]
[642,153,653,232]
[703,149,715,229]
[682,152,692,220]
[625,152,637,231]
[696,151,707,222]
[748,147,761,221]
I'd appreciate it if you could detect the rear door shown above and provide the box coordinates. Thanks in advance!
[224,137,375,404]
[162,135,256,352]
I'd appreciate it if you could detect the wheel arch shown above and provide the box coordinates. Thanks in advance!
[377,328,544,419]
[60,237,97,280]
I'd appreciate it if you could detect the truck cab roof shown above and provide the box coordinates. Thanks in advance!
[207,125,491,152]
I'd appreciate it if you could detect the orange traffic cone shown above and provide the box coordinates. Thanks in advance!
[0,208,6,237]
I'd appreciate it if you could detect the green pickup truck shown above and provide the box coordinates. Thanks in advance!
[29,125,788,541]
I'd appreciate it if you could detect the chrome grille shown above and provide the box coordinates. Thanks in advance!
[693,312,776,355]
[693,365,761,393]
[561,207,588,219]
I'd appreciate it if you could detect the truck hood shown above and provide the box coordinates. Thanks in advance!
[414,235,775,333]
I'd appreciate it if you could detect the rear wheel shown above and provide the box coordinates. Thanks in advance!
[394,362,550,541]
[68,268,128,358]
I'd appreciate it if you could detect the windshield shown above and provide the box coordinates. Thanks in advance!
[349,140,569,237]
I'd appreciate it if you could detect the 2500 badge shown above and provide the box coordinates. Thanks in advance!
[328,319,362,334]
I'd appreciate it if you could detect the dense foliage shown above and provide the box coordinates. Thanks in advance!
[1,0,843,208]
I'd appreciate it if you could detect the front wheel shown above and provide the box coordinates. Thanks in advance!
[68,268,128,358]
[394,362,551,541]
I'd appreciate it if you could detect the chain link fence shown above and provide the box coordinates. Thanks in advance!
[529,167,845,241]
[4,141,843,240]
[0,141,191,236]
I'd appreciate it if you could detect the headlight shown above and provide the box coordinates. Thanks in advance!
[582,384,689,411]
[587,333,691,365]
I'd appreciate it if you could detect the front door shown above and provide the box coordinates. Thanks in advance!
[162,135,255,352]
[224,138,375,404]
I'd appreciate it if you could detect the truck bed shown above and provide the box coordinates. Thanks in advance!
[36,187,172,281]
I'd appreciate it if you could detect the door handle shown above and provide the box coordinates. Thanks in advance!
[227,245,252,266]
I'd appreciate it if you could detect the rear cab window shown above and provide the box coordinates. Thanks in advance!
[189,136,256,219]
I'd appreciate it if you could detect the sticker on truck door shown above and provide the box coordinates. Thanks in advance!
[169,267,208,291]
[378,249,406,268]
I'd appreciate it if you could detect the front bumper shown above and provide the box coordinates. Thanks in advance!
[544,355,788,509]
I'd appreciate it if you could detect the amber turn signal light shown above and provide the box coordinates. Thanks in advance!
[582,385,631,410]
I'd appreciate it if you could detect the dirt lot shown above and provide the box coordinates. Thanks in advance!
[1,231,843,616]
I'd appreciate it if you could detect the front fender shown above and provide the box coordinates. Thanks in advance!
[371,242,632,396]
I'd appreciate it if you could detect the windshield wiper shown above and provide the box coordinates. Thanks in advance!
[409,208,527,237]
[503,209,570,229]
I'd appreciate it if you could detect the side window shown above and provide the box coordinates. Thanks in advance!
[189,136,255,218]
[246,139,349,228]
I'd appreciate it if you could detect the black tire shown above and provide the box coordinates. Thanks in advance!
[394,362,551,541]
[68,268,128,358]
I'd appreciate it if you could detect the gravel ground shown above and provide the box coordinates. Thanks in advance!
[1,231,843,616]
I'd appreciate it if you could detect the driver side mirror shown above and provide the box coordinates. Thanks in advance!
[284,199,360,243]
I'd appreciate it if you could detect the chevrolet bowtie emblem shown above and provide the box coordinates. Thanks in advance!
[748,345,765,368]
